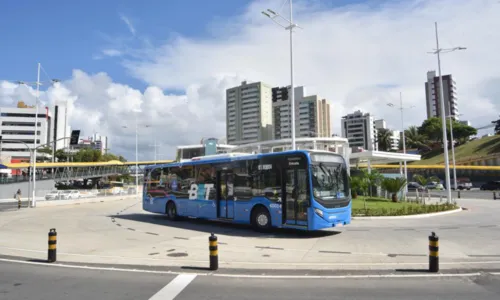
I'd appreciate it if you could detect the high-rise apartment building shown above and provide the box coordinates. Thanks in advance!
[341,110,377,151]
[226,81,273,145]
[272,85,331,139]
[0,101,70,163]
[425,70,459,120]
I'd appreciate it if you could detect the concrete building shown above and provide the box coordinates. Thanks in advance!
[0,101,70,163]
[226,81,273,145]
[72,133,109,155]
[272,85,331,139]
[341,110,377,151]
[425,70,459,120]
[374,119,400,151]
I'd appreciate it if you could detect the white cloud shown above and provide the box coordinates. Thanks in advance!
[119,13,136,36]
[0,71,240,160]
[123,0,500,132]
[2,0,500,161]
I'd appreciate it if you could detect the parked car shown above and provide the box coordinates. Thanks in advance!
[59,190,80,200]
[407,182,427,192]
[45,190,62,200]
[480,181,500,191]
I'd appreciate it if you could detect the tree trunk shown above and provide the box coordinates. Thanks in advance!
[391,193,398,202]
[352,191,358,199]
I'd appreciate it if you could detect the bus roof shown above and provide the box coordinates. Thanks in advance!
[145,149,344,170]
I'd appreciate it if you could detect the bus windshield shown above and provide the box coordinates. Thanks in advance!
[310,153,349,202]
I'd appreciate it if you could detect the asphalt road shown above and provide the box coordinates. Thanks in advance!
[1,260,500,300]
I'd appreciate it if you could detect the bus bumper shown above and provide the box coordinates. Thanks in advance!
[309,206,351,230]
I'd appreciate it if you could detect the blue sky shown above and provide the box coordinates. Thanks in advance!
[0,0,258,89]
[0,0,375,92]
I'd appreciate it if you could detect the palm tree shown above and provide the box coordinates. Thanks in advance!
[413,174,440,187]
[377,128,393,151]
[381,177,407,202]
[405,126,431,152]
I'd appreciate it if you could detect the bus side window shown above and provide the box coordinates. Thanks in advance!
[194,164,216,200]
[168,166,194,199]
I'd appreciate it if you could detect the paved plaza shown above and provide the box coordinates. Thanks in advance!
[0,196,499,273]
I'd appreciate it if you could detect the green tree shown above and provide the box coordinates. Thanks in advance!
[413,174,440,187]
[492,117,500,135]
[376,128,393,151]
[418,118,443,142]
[418,117,477,148]
[405,126,431,151]
[381,177,407,202]
[449,121,477,144]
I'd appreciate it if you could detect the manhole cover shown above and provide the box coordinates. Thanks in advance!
[167,252,188,257]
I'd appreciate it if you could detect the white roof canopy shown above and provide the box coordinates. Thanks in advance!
[350,150,421,165]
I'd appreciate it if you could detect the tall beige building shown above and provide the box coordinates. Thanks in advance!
[226,81,273,145]
[272,86,331,139]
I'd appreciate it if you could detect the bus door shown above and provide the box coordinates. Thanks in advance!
[282,162,308,226]
[217,170,235,219]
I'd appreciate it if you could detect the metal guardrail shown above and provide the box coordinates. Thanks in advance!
[0,165,147,185]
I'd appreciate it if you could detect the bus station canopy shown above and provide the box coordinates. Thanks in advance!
[350,150,421,169]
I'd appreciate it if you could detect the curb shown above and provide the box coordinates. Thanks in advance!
[1,255,499,279]
[352,207,464,220]
[36,195,135,208]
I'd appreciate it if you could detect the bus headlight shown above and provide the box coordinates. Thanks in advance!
[314,208,324,217]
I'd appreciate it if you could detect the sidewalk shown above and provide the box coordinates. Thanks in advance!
[0,197,498,272]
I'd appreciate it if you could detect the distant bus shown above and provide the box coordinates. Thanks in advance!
[102,181,125,194]
[143,150,351,231]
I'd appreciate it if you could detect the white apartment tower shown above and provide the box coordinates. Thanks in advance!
[341,110,378,151]
[425,70,459,120]
[0,101,70,163]
[272,86,331,139]
[226,81,273,145]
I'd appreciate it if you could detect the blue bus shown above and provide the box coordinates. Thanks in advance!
[143,150,351,231]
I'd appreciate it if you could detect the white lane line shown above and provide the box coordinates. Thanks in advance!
[0,258,498,279]
[148,274,197,300]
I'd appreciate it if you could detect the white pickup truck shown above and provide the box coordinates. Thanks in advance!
[454,178,473,190]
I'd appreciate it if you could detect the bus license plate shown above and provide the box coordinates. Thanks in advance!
[336,222,343,227]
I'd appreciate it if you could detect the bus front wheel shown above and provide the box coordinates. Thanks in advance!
[252,206,271,232]
[166,201,178,221]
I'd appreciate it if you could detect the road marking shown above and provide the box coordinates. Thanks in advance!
[148,274,197,300]
[1,257,500,279]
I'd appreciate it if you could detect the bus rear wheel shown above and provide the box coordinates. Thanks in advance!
[252,206,271,232]
[166,201,178,221]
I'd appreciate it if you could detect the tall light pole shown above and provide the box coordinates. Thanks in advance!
[446,113,462,190]
[262,0,301,150]
[16,64,59,207]
[123,118,149,202]
[387,93,415,195]
[429,22,466,203]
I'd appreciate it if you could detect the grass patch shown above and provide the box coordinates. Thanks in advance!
[410,135,500,165]
[352,196,459,216]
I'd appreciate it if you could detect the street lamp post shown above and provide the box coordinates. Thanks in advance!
[262,0,301,150]
[446,114,462,190]
[16,63,59,207]
[429,21,466,203]
[387,93,415,195]
[123,118,150,202]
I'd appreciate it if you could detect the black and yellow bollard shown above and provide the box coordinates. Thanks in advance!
[48,228,57,263]
[209,233,218,271]
[429,232,439,272]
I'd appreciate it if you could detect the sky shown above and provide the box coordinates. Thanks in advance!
[0,0,499,161]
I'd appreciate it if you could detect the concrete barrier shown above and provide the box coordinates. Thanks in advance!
[37,195,136,207]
